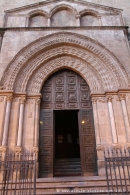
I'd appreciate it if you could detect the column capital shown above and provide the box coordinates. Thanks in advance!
[76,14,80,19]
[6,94,13,102]
[35,98,41,105]
[19,97,26,104]
[106,95,113,102]
[32,146,39,154]
[118,93,126,100]
[112,144,122,150]
[96,145,104,151]
[92,97,98,104]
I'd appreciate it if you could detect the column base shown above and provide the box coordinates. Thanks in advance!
[0,146,8,153]
[112,143,122,150]
[14,146,23,153]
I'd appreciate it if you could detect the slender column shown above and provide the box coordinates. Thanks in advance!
[17,97,26,147]
[25,16,30,27]
[107,95,118,144]
[47,17,51,27]
[2,95,13,146]
[119,93,130,143]
[92,97,101,145]
[98,16,102,26]
[76,15,80,26]
[34,98,40,147]
[0,30,5,52]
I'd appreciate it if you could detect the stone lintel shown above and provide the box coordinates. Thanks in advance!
[26,93,41,99]
[0,90,14,96]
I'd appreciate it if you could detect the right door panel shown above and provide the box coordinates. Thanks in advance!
[79,109,97,176]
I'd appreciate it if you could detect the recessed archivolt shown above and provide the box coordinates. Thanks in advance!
[49,4,79,18]
[79,9,100,17]
[1,32,129,92]
[14,45,119,93]
[26,56,103,94]
[28,9,48,17]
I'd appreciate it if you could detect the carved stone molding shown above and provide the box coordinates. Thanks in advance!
[118,93,126,101]
[106,95,113,102]
[1,32,128,93]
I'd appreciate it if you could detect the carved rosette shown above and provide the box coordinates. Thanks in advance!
[106,95,113,102]
[118,93,126,101]
[6,95,13,102]
[19,97,26,104]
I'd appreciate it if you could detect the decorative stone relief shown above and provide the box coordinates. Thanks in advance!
[1,33,128,93]
[26,56,103,94]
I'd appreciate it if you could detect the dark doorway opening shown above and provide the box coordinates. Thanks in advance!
[54,110,81,176]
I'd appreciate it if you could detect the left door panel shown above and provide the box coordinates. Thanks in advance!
[39,109,53,178]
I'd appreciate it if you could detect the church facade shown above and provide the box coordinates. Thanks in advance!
[0,0,130,179]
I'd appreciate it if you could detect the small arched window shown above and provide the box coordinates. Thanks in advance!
[80,14,100,26]
[29,14,47,27]
[51,9,76,26]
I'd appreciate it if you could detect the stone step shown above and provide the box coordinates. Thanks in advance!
[55,158,80,162]
[35,176,108,194]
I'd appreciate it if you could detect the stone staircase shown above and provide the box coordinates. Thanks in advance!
[54,158,81,177]
[36,176,108,195]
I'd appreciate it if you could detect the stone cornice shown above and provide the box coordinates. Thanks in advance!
[0,90,14,96]
[91,89,130,97]
[4,0,123,14]
[0,26,128,32]
[26,93,41,99]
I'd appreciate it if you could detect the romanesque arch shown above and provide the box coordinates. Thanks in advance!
[1,32,129,94]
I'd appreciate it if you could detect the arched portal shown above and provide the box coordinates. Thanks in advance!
[39,69,97,178]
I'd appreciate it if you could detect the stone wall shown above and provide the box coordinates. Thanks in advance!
[0,0,130,32]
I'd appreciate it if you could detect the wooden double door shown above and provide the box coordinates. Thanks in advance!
[39,69,97,177]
